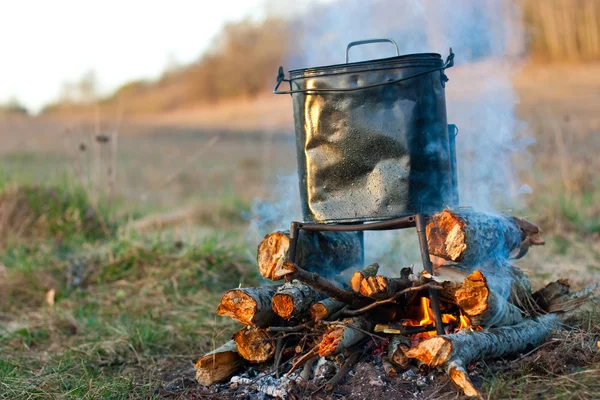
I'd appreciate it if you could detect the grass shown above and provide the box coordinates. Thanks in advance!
[0,183,258,399]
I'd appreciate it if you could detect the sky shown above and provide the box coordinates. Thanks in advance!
[0,0,270,112]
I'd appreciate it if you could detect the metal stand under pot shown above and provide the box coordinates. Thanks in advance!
[274,39,458,336]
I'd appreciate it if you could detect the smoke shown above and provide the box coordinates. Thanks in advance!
[247,0,533,293]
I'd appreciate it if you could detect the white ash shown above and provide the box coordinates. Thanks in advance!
[229,369,301,400]
[313,356,339,384]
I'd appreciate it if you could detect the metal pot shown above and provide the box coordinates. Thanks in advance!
[275,39,457,223]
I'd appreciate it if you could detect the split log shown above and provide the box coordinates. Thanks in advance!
[262,261,371,309]
[194,340,246,386]
[272,280,322,320]
[425,210,539,264]
[440,270,523,327]
[217,285,281,327]
[387,335,411,370]
[257,230,362,280]
[406,314,558,397]
[318,317,370,357]
[349,263,380,292]
[310,298,346,321]
[233,327,276,363]
[355,275,412,300]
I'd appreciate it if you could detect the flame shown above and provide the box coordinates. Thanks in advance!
[458,313,471,330]
[403,297,478,338]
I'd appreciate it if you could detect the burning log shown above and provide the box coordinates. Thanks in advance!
[441,270,523,327]
[406,314,558,397]
[257,230,362,280]
[233,327,276,363]
[217,285,281,327]
[310,298,345,321]
[318,317,371,357]
[425,210,541,264]
[261,260,371,309]
[194,340,246,386]
[271,280,322,320]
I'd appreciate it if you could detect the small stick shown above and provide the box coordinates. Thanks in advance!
[285,345,320,377]
[325,349,362,390]
[300,355,319,381]
[273,337,285,378]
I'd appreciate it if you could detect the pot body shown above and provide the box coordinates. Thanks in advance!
[288,53,456,223]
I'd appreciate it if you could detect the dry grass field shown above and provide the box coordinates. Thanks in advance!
[1,62,599,398]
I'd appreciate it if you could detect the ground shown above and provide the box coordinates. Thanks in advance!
[1,62,599,399]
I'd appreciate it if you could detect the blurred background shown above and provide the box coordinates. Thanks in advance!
[1,0,599,397]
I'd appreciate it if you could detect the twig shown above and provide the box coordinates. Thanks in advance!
[343,283,442,317]
[273,337,285,378]
[285,346,319,377]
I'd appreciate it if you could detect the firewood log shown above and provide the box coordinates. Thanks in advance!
[425,210,541,264]
[217,285,281,327]
[310,298,345,321]
[257,230,362,280]
[194,340,246,386]
[387,335,411,369]
[318,317,370,357]
[406,314,558,397]
[357,275,413,300]
[272,280,322,320]
[233,327,276,363]
[261,260,371,309]
[349,263,379,292]
[440,270,523,327]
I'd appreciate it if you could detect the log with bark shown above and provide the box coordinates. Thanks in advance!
[217,285,281,327]
[233,327,276,363]
[257,230,362,281]
[440,270,524,327]
[194,340,246,386]
[406,314,558,397]
[310,298,346,321]
[318,317,371,357]
[261,260,372,309]
[387,335,411,370]
[271,280,322,320]
[425,210,542,264]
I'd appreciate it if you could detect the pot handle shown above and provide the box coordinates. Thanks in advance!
[345,38,399,63]
[274,48,455,95]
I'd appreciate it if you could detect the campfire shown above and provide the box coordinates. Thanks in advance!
[193,41,599,398]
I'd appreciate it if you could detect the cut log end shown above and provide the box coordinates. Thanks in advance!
[272,293,295,319]
[405,336,453,367]
[426,209,467,262]
[257,232,290,280]
[194,340,245,386]
[454,270,489,317]
[233,327,275,363]
[318,327,344,357]
[217,290,257,326]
